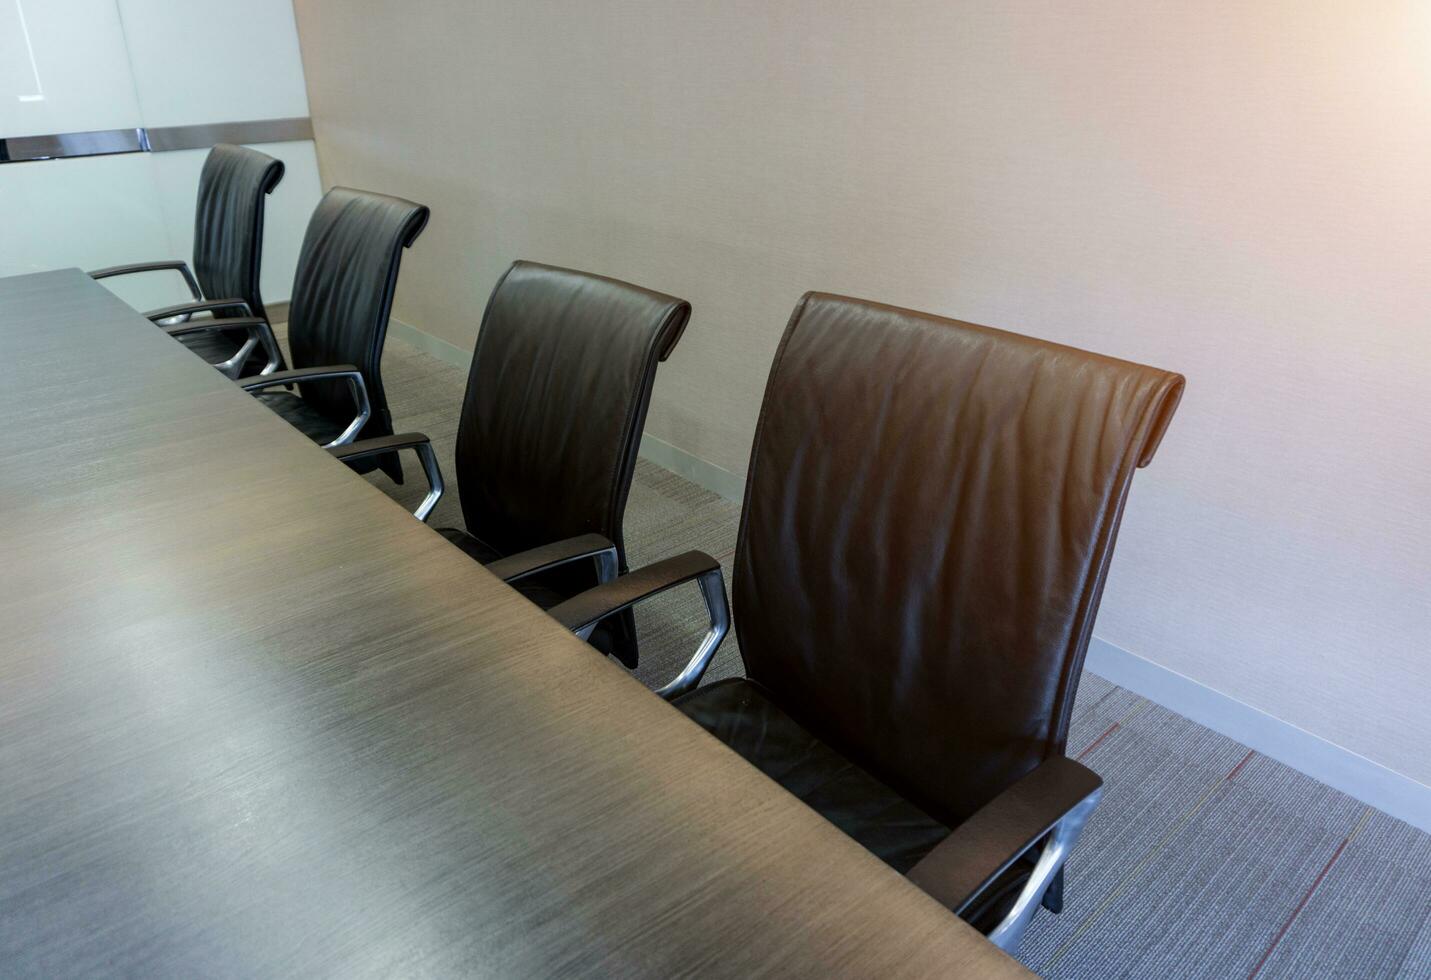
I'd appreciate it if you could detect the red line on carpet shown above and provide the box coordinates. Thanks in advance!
[1227,750,1256,781]
[1077,722,1120,761]
[1245,822,1357,978]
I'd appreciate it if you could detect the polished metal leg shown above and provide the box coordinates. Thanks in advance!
[652,569,731,700]
[986,787,1102,954]
[410,441,446,522]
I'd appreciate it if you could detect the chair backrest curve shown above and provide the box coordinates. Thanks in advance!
[191,143,285,319]
[733,292,1184,827]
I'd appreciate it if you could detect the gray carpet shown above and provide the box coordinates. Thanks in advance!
[291,324,1431,979]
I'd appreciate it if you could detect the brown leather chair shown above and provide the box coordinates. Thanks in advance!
[548,291,1184,951]
[328,260,691,666]
[90,143,286,379]
[234,188,430,485]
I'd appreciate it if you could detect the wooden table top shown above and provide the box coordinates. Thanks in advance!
[0,269,1030,978]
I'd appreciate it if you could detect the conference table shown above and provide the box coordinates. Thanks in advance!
[0,269,1031,977]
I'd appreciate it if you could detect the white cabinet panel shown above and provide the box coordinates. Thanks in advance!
[0,0,142,138]
[0,1,45,106]
[117,0,310,126]
[2,0,321,307]
[0,153,179,310]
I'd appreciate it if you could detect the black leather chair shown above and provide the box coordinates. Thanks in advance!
[233,188,429,482]
[90,143,286,379]
[547,292,1184,952]
[328,260,690,666]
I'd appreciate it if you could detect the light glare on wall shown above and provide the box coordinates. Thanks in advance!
[13,0,44,102]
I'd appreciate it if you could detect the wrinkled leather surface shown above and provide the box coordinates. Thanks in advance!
[254,391,344,446]
[190,144,286,375]
[452,261,690,664]
[286,187,429,481]
[191,144,284,320]
[678,678,951,873]
[734,293,1184,828]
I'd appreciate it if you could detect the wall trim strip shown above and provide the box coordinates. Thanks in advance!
[145,117,314,152]
[384,315,1429,831]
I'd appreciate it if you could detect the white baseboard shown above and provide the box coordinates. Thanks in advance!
[1085,638,1431,832]
[637,433,747,502]
[387,316,473,371]
[384,316,1431,832]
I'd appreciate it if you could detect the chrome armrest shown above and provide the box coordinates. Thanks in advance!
[239,365,372,448]
[906,756,1103,955]
[163,315,282,379]
[88,260,201,301]
[486,534,618,586]
[547,552,730,699]
[327,433,445,521]
[145,297,252,322]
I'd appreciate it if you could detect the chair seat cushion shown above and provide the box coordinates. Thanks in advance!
[177,327,246,365]
[254,391,344,446]
[675,678,951,873]
[436,526,574,613]
[436,526,504,565]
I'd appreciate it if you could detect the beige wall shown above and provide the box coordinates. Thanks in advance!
[292,1,1431,790]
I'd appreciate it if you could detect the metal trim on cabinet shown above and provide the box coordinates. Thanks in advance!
[0,118,313,164]
[0,128,146,163]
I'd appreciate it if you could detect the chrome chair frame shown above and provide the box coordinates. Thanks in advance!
[548,555,731,700]
[238,366,372,447]
[153,299,283,379]
[326,434,447,522]
[985,788,1101,952]
[89,259,202,305]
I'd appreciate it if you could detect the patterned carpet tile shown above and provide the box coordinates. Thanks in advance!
[1399,913,1431,979]
[1260,813,1431,979]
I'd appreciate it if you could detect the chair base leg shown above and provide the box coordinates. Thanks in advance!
[1041,865,1065,914]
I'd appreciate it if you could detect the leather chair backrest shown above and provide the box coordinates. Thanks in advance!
[455,260,690,564]
[287,187,429,445]
[191,144,285,318]
[733,293,1184,827]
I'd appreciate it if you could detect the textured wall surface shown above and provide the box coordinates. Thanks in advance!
[291,0,1431,790]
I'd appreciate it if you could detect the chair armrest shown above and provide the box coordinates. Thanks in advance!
[145,298,252,321]
[164,315,281,379]
[907,756,1103,953]
[327,433,445,521]
[238,365,362,389]
[326,431,431,461]
[547,551,730,699]
[240,365,372,447]
[162,315,268,337]
[486,533,618,585]
[89,260,201,300]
